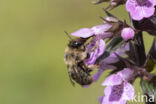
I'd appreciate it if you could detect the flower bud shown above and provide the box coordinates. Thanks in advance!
[121,27,135,41]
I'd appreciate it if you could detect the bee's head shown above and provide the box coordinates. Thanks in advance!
[68,40,84,48]
[64,31,86,48]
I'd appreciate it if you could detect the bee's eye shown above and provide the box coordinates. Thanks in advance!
[69,40,82,48]
[71,41,83,47]
[73,42,78,45]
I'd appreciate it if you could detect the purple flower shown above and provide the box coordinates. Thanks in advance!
[85,36,105,65]
[121,27,135,41]
[100,68,135,104]
[126,0,155,20]
[92,43,130,82]
[71,24,112,38]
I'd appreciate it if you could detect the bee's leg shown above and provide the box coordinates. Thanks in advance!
[79,61,96,72]
[88,64,98,72]
[78,62,88,72]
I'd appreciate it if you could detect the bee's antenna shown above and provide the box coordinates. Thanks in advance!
[64,31,72,40]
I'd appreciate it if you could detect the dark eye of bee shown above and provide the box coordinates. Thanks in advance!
[69,41,83,48]
[72,41,81,46]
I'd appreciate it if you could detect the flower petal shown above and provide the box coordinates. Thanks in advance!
[85,39,105,65]
[93,64,116,82]
[104,86,112,96]
[93,67,104,82]
[71,28,94,38]
[126,0,155,20]
[142,8,155,18]
[98,39,105,55]
[126,0,136,12]
[122,82,135,100]
[101,54,119,64]
[87,37,97,51]
[91,24,112,35]
[102,86,127,104]
[117,68,134,81]
[84,49,98,65]
[98,96,104,103]
[102,74,122,86]
[109,85,124,101]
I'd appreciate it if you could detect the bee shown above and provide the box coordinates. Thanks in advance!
[64,31,93,86]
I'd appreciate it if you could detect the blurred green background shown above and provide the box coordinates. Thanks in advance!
[0,0,154,104]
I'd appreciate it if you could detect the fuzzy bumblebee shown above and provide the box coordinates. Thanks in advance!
[64,36,93,86]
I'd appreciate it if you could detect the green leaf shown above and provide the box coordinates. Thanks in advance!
[95,37,124,64]
[140,76,156,104]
